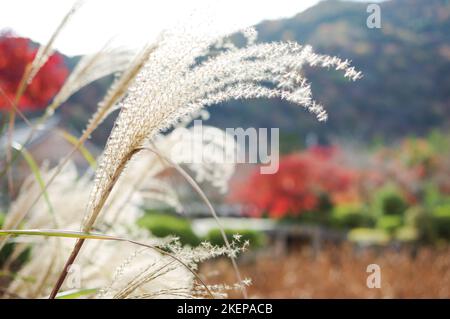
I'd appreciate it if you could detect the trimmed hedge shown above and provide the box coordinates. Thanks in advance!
[138,214,201,246]
[330,205,375,229]
[373,187,408,216]
[382,193,408,216]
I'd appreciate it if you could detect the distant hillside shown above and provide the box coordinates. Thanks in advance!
[206,0,450,143]
[55,0,450,147]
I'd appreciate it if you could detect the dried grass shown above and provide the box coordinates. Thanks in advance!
[202,245,450,298]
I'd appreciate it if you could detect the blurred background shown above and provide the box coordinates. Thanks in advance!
[1,0,450,298]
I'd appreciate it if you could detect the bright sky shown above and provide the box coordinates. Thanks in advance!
[0,0,319,56]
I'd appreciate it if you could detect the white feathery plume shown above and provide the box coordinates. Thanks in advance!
[5,120,240,298]
[4,158,239,298]
[47,47,133,115]
[158,125,237,193]
[27,1,83,84]
[83,24,361,232]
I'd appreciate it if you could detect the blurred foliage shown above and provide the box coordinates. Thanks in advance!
[0,214,31,268]
[138,212,267,249]
[348,228,390,245]
[330,204,375,230]
[231,146,357,219]
[0,243,14,268]
[394,226,419,243]
[432,205,450,240]
[371,186,408,216]
[233,131,450,246]
[0,243,30,269]
[138,213,201,247]
[205,228,266,250]
[376,215,404,235]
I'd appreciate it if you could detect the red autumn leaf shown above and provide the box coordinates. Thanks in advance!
[230,146,358,219]
[0,35,68,111]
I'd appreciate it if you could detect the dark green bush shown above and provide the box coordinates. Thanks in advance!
[291,211,322,225]
[432,205,450,240]
[381,192,408,216]
[330,205,375,229]
[371,186,408,218]
[138,213,201,246]
[205,228,266,250]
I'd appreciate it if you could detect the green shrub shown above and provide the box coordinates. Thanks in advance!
[432,205,450,240]
[381,193,407,216]
[423,184,448,208]
[330,205,375,229]
[0,213,4,228]
[291,211,324,225]
[376,215,403,234]
[138,213,201,246]
[372,186,408,216]
[205,228,266,250]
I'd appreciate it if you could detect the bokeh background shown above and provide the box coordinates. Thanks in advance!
[1,0,450,298]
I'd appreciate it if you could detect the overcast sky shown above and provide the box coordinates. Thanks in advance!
[0,0,320,56]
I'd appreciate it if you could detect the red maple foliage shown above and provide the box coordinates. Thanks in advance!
[0,35,68,111]
[230,146,358,218]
